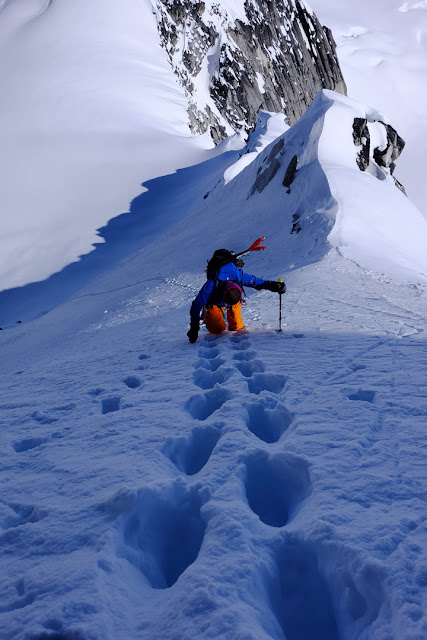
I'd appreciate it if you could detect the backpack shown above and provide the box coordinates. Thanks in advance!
[206,249,244,280]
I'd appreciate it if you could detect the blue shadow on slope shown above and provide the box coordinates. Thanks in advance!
[0,149,238,328]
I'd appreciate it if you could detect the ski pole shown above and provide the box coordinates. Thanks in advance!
[278,277,283,332]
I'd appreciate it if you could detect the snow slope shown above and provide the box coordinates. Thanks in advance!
[308,0,427,218]
[0,0,212,291]
[2,0,424,295]
[1,91,427,640]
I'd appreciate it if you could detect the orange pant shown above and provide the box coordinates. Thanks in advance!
[204,303,244,334]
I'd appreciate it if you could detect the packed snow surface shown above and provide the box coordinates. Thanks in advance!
[1,90,427,640]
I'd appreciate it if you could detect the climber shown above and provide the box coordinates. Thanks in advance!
[187,247,285,343]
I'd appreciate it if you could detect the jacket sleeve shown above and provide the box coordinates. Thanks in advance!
[239,270,267,288]
[190,279,215,323]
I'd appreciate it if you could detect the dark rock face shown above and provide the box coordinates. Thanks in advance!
[155,0,347,143]
[373,122,405,174]
[352,118,407,194]
[249,127,287,195]
[250,158,280,195]
[268,138,285,164]
[283,154,298,192]
[291,213,301,234]
[353,118,370,172]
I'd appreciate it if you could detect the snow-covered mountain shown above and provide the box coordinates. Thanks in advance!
[0,0,206,291]
[1,1,427,639]
[154,0,346,141]
[0,0,345,292]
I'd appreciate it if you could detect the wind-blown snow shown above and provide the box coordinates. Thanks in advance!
[1,89,427,639]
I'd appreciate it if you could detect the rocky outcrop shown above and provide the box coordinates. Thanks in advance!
[283,154,298,192]
[353,117,370,172]
[352,118,407,194]
[250,157,280,195]
[154,0,346,143]
[373,122,405,177]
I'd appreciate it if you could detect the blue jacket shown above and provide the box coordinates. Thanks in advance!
[190,262,267,323]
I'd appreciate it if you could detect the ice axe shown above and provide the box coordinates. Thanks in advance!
[278,277,283,332]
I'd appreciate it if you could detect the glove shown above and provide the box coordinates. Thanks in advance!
[187,322,199,343]
[276,281,286,294]
[256,281,286,294]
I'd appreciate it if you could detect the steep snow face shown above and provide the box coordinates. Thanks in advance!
[154,0,347,142]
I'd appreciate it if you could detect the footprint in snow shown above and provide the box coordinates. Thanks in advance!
[0,502,48,531]
[234,358,265,378]
[198,346,221,360]
[0,579,36,614]
[244,397,293,443]
[230,334,250,344]
[118,485,206,589]
[232,340,251,351]
[101,396,122,414]
[123,375,141,389]
[161,423,222,475]
[193,366,233,390]
[13,437,48,453]
[243,451,311,527]
[185,386,232,421]
[247,372,287,395]
[88,388,104,397]
[31,411,58,425]
[193,355,226,372]
[271,538,339,640]
[232,350,257,362]
[348,389,376,403]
